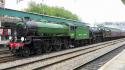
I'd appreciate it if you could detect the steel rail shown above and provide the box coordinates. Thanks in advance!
[0,38,124,70]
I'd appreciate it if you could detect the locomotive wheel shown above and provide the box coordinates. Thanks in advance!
[43,43,52,53]
[53,40,62,51]
[22,47,30,57]
[63,40,69,49]
[64,43,69,49]
[36,48,42,55]
[10,49,18,56]
[33,41,42,55]
[92,38,96,43]
[53,45,62,51]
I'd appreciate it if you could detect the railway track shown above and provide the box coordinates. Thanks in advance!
[0,48,9,53]
[0,38,124,70]
[0,51,19,63]
[0,56,18,63]
[0,50,9,54]
[0,47,21,63]
[0,47,10,57]
[0,47,14,63]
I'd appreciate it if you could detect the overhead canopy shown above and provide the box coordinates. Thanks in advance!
[0,8,86,26]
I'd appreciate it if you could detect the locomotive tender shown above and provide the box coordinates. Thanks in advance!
[0,8,125,56]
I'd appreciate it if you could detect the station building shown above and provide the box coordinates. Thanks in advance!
[0,0,5,41]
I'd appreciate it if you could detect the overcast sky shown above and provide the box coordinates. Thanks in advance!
[5,0,125,23]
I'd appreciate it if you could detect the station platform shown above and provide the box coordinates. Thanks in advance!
[0,40,9,47]
[0,40,9,45]
[98,49,125,70]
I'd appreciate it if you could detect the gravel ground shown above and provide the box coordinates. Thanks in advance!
[75,45,125,70]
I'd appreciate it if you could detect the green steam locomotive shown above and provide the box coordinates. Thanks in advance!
[8,18,90,56]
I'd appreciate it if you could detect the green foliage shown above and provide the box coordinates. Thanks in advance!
[24,1,79,20]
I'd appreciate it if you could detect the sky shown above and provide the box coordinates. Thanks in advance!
[5,0,125,23]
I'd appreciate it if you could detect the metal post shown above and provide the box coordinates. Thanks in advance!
[0,21,1,41]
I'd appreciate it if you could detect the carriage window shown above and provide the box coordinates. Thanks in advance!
[70,26,76,31]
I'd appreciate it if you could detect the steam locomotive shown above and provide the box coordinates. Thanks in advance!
[2,17,124,57]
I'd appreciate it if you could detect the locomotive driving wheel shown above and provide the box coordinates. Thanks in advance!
[33,41,42,55]
[63,40,69,49]
[43,42,52,53]
[53,40,62,51]
[22,47,30,57]
[36,48,42,55]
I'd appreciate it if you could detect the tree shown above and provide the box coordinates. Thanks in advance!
[24,1,79,20]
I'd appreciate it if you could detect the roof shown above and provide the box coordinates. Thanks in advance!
[0,8,86,26]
